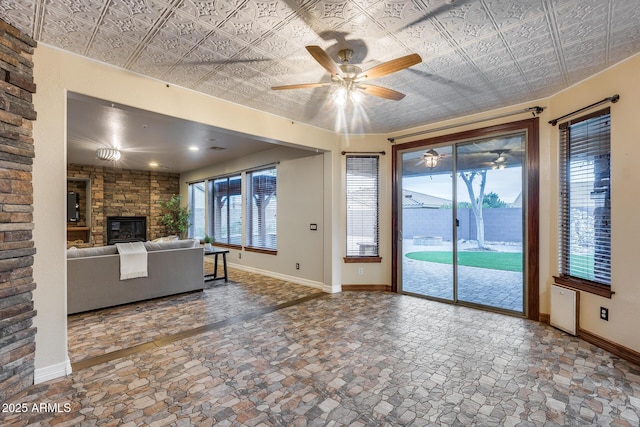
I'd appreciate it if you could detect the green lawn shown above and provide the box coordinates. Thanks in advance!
[405,251,523,272]
[569,254,595,278]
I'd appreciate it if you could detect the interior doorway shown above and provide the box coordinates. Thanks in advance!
[392,119,539,319]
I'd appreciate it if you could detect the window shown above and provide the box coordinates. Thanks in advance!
[246,167,277,251]
[558,108,611,294]
[209,175,242,246]
[346,155,380,259]
[188,181,206,239]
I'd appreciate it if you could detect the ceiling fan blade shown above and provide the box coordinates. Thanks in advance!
[306,46,342,77]
[359,84,406,101]
[357,53,422,80]
[271,82,330,90]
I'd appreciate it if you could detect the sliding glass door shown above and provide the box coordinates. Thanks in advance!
[398,134,525,314]
[401,145,455,301]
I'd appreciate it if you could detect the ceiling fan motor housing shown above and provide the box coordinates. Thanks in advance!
[337,49,354,63]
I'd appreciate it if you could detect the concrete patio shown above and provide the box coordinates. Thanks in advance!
[401,239,524,313]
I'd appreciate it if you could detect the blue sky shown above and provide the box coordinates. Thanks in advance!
[403,166,523,204]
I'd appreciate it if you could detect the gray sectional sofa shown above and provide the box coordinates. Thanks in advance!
[67,239,204,314]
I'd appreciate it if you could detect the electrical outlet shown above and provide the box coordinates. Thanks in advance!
[358,267,364,275]
[296,263,300,270]
[238,252,241,259]
[600,307,608,321]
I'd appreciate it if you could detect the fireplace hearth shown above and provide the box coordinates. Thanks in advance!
[107,216,147,245]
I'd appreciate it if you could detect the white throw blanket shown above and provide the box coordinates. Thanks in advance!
[115,242,148,280]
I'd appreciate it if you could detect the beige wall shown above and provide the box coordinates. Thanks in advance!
[32,42,640,380]
[180,146,326,288]
[339,134,392,286]
[548,54,640,351]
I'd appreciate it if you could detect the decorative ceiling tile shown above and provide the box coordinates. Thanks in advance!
[42,0,106,26]
[128,44,184,77]
[4,0,640,134]
[0,0,37,36]
[85,28,140,67]
[99,16,152,45]
[37,8,97,52]
[175,0,232,26]
[198,32,249,59]
[107,0,170,24]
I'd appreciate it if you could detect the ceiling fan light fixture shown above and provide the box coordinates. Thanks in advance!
[332,76,364,106]
[333,86,348,106]
[491,150,508,169]
[422,149,440,168]
[96,147,121,161]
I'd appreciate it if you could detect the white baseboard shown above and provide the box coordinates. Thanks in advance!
[228,263,333,293]
[34,359,72,384]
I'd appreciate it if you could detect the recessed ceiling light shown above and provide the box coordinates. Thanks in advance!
[149,162,158,167]
[189,146,199,151]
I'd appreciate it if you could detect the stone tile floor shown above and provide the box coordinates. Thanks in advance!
[402,240,524,313]
[3,263,640,426]
[67,262,319,363]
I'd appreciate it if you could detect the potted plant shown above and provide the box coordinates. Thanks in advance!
[159,195,190,238]
[203,234,213,250]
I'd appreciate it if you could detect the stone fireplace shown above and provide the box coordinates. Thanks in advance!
[67,165,180,247]
[106,216,147,245]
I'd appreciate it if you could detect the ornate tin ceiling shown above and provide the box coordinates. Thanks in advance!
[3,0,640,134]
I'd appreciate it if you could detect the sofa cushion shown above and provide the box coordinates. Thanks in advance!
[67,245,118,258]
[144,239,198,252]
[151,235,179,243]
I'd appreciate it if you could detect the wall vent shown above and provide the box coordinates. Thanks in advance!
[550,284,579,335]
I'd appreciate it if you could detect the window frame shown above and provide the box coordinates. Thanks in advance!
[555,107,613,298]
[187,181,206,240]
[208,174,242,249]
[344,155,381,263]
[245,166,277,254]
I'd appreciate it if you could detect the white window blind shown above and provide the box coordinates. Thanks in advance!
[559,108,611,286]
[346,156,379,257]
[246,167,277,250]
[210,175,242,246]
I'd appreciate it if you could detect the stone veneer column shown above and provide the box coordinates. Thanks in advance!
[0,19,38,402]
[150,171,180,239]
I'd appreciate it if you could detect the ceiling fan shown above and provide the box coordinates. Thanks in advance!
[490,149,510,169]
[271,46,422,102]
[417,149,446,168]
